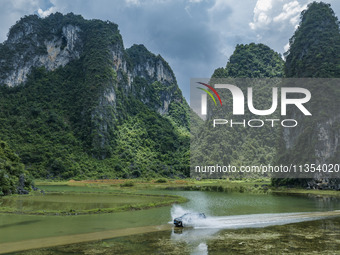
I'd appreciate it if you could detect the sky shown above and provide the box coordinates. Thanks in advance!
[0,0,340,102]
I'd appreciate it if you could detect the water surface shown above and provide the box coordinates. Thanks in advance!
[1,188,340,253]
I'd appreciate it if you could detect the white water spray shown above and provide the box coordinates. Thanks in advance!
[170,205,340,229]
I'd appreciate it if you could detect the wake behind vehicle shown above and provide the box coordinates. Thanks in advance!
[173,212,206,227]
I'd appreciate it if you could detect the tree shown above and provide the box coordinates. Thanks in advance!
[0,141,32,196]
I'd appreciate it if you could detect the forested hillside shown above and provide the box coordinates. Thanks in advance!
[1,2,339,190]
[0,140,32,195]
[213,43,284,78]
[274,2,340,187]
[191,43,284,178]
[0,13,190,181]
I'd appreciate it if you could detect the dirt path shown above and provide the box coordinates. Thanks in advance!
[0,224,172,254]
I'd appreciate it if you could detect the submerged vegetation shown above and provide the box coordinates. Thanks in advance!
[0,178,340,254]
[12,212,340,254]
[0,180,191,215]
[0,192,186,215]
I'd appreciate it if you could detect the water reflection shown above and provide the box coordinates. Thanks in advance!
[0,219,41,229]
[171,227,218,255]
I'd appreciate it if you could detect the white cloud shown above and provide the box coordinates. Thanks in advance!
[249,0,273,30]
[208,0,230,14]
[256,0,273,11]
[273,0,308,27]
[38,6,57,17]
[249,0,312,31]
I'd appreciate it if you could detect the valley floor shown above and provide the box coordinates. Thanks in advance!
[1,178,340,254]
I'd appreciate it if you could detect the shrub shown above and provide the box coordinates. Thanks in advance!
[120,181,134,187]
[155,178,167,183]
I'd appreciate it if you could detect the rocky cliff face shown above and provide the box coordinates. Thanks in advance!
[282,103,340,165]
[0,15,177,112]
[276,2,340,188]
[0,13,188,160]
[126,44,177,115]
[1,19,82,87]
[0,13,190,178]
[315,115,340,164]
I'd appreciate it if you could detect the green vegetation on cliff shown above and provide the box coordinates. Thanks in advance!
[191,43,284,178]
[213,43,284,78]
[0,13,190,182]
[284,2,340,78]
[274,2,340,187]
[0,140,32,195]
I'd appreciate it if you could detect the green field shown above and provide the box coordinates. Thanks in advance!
[35,178,340,197]
[0,182,187,215]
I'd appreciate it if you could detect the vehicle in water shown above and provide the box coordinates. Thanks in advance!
[173,213,206,227]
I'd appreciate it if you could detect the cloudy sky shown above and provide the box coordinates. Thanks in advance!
[1,0,340,101]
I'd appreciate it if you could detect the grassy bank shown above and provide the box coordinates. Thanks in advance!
[2,178,338,216]
[35,178,272,193]
[0,186,187,216]
[271,187,340,197]
[36,178,340,197]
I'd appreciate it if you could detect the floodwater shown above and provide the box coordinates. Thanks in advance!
[1,189,340,254]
